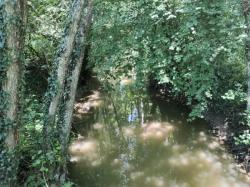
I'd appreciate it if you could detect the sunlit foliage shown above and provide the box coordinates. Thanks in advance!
[90,0,246,119]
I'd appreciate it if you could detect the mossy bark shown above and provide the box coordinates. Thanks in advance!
[42,0,87,184]
[43,0,85,149]
[0,0,26,186]
[57,0,93,182]
[60,0,93,154]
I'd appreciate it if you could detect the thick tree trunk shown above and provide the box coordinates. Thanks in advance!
[0,0,26,185]
[57,0,93,182]
[3,0,26,151]
[43,0,85,149]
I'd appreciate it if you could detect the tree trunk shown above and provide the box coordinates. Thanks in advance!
[57,0,93,182]
[43,0,85,149]
[0,0,26,185]
[242,0,250,124]
[60,0,93,153]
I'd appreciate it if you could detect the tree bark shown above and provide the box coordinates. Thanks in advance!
[57,0,93,182]
[60,0,93,153]
[0,0,26,185]
[43,0,85,149]
[242,0,250,124]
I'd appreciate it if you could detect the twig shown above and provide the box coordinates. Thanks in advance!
[42,171,49,187]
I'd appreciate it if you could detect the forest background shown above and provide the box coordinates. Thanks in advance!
[0,0,249,186]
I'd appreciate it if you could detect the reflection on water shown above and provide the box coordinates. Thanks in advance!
[68,83,249,187]
[140,122,175,142]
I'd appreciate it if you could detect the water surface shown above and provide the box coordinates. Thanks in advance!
[68,82,249,187]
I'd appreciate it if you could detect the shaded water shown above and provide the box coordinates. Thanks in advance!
[68,81,249,187]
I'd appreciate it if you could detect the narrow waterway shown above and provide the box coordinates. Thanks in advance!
[68,79,249,187]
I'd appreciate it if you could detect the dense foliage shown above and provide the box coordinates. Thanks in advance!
[91,0,246,118]
[90,0,249,144]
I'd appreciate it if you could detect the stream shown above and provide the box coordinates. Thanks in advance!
[68,78,249,187]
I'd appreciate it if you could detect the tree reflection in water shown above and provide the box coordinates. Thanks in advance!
[68,82,249,187]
